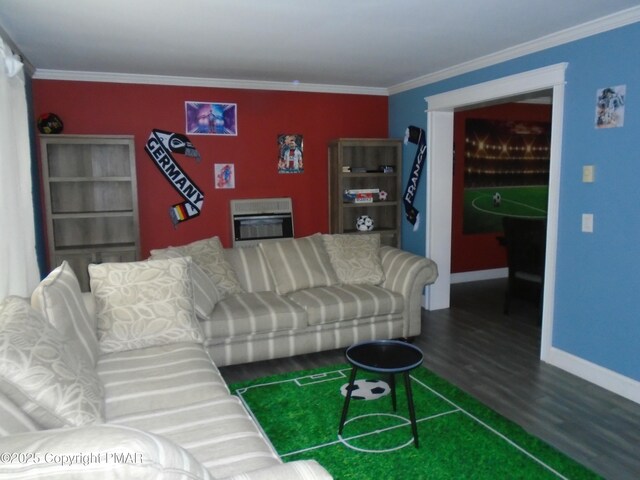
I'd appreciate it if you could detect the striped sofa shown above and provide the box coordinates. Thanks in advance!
[183,234,439,367]
[0,261,332,479]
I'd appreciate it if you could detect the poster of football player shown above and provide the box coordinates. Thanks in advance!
[595,85,625,129]
[277,134,303,173]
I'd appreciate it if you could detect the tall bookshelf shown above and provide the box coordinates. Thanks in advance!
[328,138,402,247]
[40,135,140,290]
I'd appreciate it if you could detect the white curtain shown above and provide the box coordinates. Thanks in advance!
[0,38,40,298]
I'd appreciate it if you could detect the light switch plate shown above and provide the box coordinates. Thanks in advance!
[583,165,595,183]
[582,213,594,233]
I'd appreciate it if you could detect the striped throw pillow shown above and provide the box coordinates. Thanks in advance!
[259,235,339,295]
[31,261,99,366]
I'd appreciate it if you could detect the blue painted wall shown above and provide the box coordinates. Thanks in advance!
[389,22,640,381]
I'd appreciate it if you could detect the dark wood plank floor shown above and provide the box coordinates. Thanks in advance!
[219,279,640,480]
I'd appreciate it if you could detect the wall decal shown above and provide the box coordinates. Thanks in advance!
[185,101,238,135]
[595,85,625,128]
[215,163,235,189]
[145,129,204,227]
[277,134,304,173]
[462,118,550,234]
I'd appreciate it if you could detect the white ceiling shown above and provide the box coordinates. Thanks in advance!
[1,0,640,93]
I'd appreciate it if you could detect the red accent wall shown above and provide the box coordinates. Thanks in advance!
[32,80,388,259]
[452,102,552,273]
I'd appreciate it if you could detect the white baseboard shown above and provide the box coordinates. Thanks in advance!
[545,347,640,405]
[450,268,508,284]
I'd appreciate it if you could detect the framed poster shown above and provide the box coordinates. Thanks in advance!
[186,102,237,135]
[595,85,625,129]
[214,164,235,189]
[277,134,303,173]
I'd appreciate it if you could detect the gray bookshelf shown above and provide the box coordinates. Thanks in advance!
[40,135,140,290]
[328,138,402,247]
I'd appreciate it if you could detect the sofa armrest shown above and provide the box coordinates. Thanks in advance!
[379,246,438,337]
[220,460,333,480]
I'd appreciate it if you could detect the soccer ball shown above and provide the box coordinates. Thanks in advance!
[492,192,502,207]
[36,113,64,134]
[340,379,390,401]
[356,215,374,231]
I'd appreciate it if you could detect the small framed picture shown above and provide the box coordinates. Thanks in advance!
[186,102,237,135]
[214,164,235,189]
[595,85,625,129]
[277,134,303,173]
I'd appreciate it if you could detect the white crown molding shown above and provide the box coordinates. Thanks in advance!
[32,69,389,96]
[388,5,640,95]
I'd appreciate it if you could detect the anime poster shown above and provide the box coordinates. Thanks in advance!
[186,102,237,135]
[277,134,303,173]
[214,164,235,189]
[595,85,626,128]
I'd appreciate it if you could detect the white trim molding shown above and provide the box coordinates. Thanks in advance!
[451,268,508,284]
[389,5,640,95]
[547,347,640,405]
[32,69,389,96]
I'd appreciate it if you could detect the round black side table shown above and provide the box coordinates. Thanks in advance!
[338,339,424,447]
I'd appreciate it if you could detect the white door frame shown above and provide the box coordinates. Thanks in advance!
[423,63,567,360]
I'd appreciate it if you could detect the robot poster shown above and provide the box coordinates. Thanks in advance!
[278,134,303,174]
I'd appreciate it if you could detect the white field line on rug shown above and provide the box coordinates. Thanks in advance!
[235,368,570,480]
[410,375,570,480]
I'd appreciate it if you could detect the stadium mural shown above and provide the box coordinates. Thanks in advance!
[462,118,551,234]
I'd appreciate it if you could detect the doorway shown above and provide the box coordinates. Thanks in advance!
[422,63,567,361]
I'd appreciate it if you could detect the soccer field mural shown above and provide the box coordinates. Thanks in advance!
[463,185,548,234]
[463,118,550,234]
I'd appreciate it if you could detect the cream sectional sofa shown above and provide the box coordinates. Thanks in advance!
[149,233,438,367]
[0,259,331,479]
[0,233,436,479]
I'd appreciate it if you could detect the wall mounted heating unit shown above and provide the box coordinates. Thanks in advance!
[230,197,294,247]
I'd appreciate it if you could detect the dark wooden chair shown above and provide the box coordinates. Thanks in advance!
[501,217,547,315]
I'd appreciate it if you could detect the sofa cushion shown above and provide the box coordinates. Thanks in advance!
[149,248,221,318]
[151,235,244,299]
[0,424,214,479]
[200,292,307,338]
[0,296,104,428]
[259,235,339,295]
[287,284,404,325]
[224,245,275,293]
[89,257,203,354]
[110,396,281,478]
[31,260,99,366]
[98,342,229,420]
[0,391,39,436]
[322,233,385,285]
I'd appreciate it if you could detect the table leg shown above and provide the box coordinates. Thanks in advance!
[404,372,419,448]
[389,374,397,411]
[339,366,358,434]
